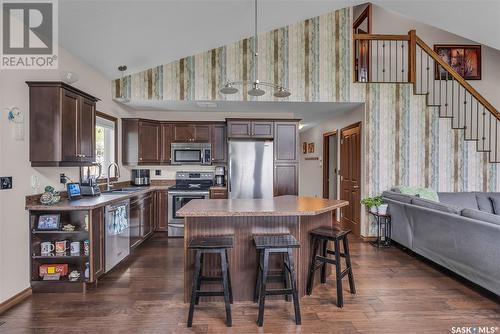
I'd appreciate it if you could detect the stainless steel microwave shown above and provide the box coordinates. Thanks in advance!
[170,143,212,165]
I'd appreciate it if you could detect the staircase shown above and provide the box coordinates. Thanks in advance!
[354,30,500,163]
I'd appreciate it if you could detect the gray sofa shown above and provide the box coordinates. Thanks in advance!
[382,190,500,295]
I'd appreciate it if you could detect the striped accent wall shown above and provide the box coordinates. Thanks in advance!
[112,7,499,195]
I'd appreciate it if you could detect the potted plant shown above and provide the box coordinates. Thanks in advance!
[361,196,387,214]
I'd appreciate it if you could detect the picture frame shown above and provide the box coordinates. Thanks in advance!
[307,143,315,154]
[302,142,307,154]
[433,44,481,80]
[37,214,61,231]
[66,182,82,200]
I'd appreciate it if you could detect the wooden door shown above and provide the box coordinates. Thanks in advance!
[79,97,96,163]
[274,122,298,162]
[173,124,195,142]
[129,200,142,249]
[156,190,169,232]
[61,89,80,161]
[274,164,298,196]
[139,121,161,163]
[91,207,105,280]
[211,124,227,163]
[340,122,361,236]
[194,124,211,142]
[251,121,274,138]
[161,123,172,164]
[227,121,251,138]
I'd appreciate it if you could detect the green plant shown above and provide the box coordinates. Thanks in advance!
[361,196,384,208]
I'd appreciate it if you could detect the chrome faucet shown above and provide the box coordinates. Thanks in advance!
[107,162,121,191]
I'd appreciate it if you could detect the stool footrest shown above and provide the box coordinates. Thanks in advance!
[340,268,350,279]
[315,255,337,266]
[326,249,346,257]
[265,288,294,296]
[200,276,222,282]
[196,291,225,297]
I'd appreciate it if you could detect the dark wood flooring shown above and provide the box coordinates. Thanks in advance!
[1,234,498,333]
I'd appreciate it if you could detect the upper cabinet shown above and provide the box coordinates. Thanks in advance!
[172,124,211,143]
[227,119,274,139]
[274,122,299,163]
[122,119,162,165]
[211,123,227,163]
[160,123,173,164]
[27,81,99,167]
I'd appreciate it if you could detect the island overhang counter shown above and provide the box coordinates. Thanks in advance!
[177,195,349,302]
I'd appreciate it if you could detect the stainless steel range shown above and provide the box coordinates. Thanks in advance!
[167,171,213,237]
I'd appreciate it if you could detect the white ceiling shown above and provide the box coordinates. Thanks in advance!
[59,1,500,79]
[122,100,364,131]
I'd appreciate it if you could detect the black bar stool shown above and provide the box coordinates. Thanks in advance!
[187,236,233,328]
[306,226,356,308]
[253,234,301,327]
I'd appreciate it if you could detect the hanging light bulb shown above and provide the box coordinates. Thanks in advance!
[114,65,130,103]
[273,87,291,98]
[220,83,239,94]
[247,81,265,96]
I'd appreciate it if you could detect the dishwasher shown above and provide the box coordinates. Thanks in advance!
[105,199,130,273]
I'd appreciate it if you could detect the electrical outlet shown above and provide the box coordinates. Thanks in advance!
[155,170,161,176]
[0,177,13,189]
[60,173,67,184]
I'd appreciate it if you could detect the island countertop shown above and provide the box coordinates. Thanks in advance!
[177,195,348,217]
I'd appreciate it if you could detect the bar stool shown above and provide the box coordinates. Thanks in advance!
[306,226,356,308]
[253,234,301,327]
[187,236,233,327]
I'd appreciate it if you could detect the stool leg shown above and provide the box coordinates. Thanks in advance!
[343,236,356,294]
[187,250,202,327]
[283,253,291,302]
[257,249,269,327]
[225,250,233,303]
[220,250,232,327]
[306,237,319,295]
[195,253,204,305]
[320,239,328,284]
[287,248,302,325]
[254,250,263,303]
[334,239,343,308]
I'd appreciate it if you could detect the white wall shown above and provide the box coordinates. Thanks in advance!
[0,47,132,303]
[298,105,367,234]
[372,4,500,110]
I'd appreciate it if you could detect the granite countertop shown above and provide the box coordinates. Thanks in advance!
[26,185,172,211]
[177,195,349,217]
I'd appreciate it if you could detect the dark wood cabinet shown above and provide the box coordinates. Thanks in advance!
[140,193,154,238]
[211,123,227,163]
[209,187,228,199]
[91,207,105,280]
[173,124,211,143]
[274,163,299,196]
[139,121,161,163]
[129,199,142,249]
[27,81,98,167]
[160,123,173,164]
[130,193,155,250]
[156,190,169,232]
[227,119,274,139]
[274,122,299,163]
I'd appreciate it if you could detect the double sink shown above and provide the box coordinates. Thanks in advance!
[102,187,144,195]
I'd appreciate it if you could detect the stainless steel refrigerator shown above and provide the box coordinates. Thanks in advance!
[228,140,274,199]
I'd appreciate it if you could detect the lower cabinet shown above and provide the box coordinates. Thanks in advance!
[274,164,299,196]
[155,190,169,232]
[129,192,155,250]
[91,207,105,281]
[209,187,228,199]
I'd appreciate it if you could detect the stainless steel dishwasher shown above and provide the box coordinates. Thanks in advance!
[105,199,130,272]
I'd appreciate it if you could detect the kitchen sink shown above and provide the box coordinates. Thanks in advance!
[102,187,144,194]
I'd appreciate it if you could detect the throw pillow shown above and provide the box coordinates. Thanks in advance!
[491,196,500,216]
[399,186,439,202]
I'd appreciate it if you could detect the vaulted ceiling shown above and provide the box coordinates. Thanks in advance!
[59,0,500,79]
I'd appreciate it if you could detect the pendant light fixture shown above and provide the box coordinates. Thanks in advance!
[114,65,130,103]
[220,0,291,98]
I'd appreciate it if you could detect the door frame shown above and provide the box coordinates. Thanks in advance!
[322,130,338,199]
[353,3,372,83]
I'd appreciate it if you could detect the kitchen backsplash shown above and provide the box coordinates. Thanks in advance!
[125,165,217,180]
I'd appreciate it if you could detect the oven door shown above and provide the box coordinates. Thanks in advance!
[171,149,202,165]
[167,191,208,237]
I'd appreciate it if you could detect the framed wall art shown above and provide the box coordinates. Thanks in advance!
[434,44,481,80]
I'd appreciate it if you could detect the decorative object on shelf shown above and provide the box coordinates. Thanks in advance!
[66,182,82,200]
[83,240,90,256]
[55,240,69,255]
[307,143,315,154]
[43,274,61,281]
[114,65,130,103]
[434,44,481,80]
[361,196,384,214]
[70,241,81,256]
[68,270,81,282]
[84,262,90,280]
[39,186,61,205]
[36,213,61,230]
[40,242,55,256]
[84,214,89,231]
[39,264,68,278]
[369,211,391,248]
[219,0,291,98]
[60,71,79,84]
[62,224,76,232]
[302,142,307,154]
[6,106,24,140]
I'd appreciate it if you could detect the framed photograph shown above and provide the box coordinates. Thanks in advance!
[302,142,307,154]
[307,142,315,154]
[434,44,481,80]
[37,214,61,231]
[66,182,82,200]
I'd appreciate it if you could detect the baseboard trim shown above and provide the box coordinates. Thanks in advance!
[360,236,377,242]
[0,287,32,315]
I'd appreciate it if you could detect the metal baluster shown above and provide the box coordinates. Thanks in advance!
[401,43,405,82]
[496,119,498,162]
[482,105,486,150]
[489,112,492,153]
[439,65,442,115]
[451,77,454,119]
[382,41,385,82]
[477,100,480,142]
[420,47,423,93]
[389,41,392,82]
[463,90,467,135]
[376,40,379,82]
[457,85,461,128]
[395,41,398,82]
[426,54,429,96]
[445,72,448,116]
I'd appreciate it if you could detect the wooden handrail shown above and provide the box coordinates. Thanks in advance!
[416,36,500,121]
[353,33,409,41]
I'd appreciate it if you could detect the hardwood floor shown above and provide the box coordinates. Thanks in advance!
[1,234,498,333]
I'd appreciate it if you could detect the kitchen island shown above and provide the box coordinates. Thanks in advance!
[177,195,349,302]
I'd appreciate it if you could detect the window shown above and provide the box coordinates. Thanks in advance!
[95,112,118,180]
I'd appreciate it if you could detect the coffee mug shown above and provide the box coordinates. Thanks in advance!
[55,240,68,254]
[41,242,55,255]
[70,241,81,256]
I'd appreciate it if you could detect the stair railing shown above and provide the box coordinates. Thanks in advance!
[354,30,499,163]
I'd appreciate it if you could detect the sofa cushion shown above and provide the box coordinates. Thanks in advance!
[382,191,414,204]
[437,192,479,210]
[475,193,495,213]
[412,197,461,214]
[461,208,500,225]
[491,196,500,215]
[399,186,439,201]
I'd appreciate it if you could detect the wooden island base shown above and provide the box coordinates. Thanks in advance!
[180,196,349,302]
